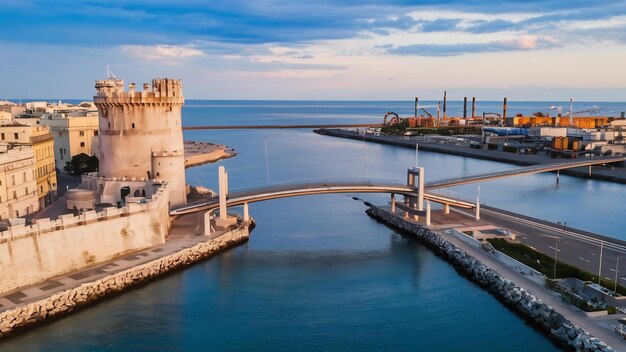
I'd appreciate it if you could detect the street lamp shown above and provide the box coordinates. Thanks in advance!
[548,236,560,280]
[613,257,622,295]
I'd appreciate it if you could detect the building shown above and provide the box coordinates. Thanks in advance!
[39,111,100,173]
[93,77,187,206]
[0,121,57,207]
[0,145,38,219]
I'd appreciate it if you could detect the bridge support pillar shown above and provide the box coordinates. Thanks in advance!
[203,211,213,236]
[218,166,229,220]
[589,165,592,177]
[417,167,425,211]
[243,202,249,222]
[475,202,480,221]
[390,193,396,213]
[556,170,560,184]
[444,203,450,214]
[426,200,431,226]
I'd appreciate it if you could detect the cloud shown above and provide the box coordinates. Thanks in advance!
[387,35,559,56]
[120,44,205,62]
[420,18,462,32]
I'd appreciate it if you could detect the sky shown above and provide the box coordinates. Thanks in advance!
[1,0,626,101]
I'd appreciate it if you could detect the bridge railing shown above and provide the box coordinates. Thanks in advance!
[226,178,411,197]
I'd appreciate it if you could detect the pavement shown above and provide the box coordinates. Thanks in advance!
[386,207,626,350]
[0,213,229,313]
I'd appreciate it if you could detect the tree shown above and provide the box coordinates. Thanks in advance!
[64,153,99,175]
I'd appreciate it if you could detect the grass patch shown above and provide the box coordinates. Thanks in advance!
[486,238,626,296]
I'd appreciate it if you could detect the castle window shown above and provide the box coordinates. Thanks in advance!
[1,133,4,140]
[14,133,18,139]
[94,130,99,136]
[79,131,85,137]
[132,123,135,129]
[108,122,111,128]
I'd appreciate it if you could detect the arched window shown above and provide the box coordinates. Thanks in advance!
[133,189,140,197]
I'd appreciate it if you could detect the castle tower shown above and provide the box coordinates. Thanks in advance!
[93,77,187,206]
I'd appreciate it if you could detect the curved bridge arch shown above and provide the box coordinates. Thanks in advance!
[170,182,475,216]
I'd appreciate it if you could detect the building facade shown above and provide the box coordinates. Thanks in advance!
[0,145,38,219]
[39,111,100,173]
[93,78,187,206]
[0,122,57,207]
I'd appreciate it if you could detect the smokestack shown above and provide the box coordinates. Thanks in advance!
[437,102,441,126]
[472,97,476,118]
[463,97,467,118]
[443,91,447,119]
[502,97,507,127]
[569,98,574,127]
[415,97,418,118]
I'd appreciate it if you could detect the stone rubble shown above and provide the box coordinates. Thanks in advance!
[0,221,253,339]
[366,206,614,352]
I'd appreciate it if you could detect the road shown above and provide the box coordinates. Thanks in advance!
[461,206,626,285]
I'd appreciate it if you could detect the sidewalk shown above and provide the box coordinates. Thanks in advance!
[0,213,226,313]
[431,218,626,349]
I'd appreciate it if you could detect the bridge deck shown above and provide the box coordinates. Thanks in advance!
[425,156,625,189]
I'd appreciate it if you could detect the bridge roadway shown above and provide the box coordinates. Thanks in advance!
[424,156,626,189]
[182,123,382,130]
[170,182,474,216]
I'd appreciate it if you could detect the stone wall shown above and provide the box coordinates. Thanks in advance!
[366,206,613,352]
[0,221,252,338]
[0,183,170,294]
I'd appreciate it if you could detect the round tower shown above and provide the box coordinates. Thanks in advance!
[94,77,187,206]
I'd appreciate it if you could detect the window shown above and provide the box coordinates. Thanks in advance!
[13,190,17,199]
[11,175,15,186]
[94,130,99,136]
[132,123,135,128]
[23,172,26,182]
[25,187,28,195]
[108,122,111,128]
[13,133,18,139]
[80,142,85,147]
[0,133,4,140]
[79,131,85,136]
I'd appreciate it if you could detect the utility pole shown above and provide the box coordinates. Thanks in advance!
[553,237,559,280]
[614,257,620,294]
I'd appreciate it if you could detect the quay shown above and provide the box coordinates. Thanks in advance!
[315,129,626,184]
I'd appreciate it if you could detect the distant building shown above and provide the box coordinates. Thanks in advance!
[0,121,57,207]
[39,111,100,173]
[0,145,38,219]
[93,77,187,206]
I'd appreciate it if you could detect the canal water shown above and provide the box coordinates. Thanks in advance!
[5,100,626,351]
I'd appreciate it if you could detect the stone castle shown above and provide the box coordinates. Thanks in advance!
[93,77,187,206]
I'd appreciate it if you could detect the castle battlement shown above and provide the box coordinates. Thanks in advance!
[94,78,183,104]
[152,150,184,158]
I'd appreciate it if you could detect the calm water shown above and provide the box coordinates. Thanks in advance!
[5,100,626,351]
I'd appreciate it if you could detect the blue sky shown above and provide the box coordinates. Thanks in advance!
[1,0,626,100]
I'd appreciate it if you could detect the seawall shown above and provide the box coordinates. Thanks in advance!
[366,206,613,352]
[0,220,253,339]
[316,129,626,185]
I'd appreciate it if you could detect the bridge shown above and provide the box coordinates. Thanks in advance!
[425,156,625,189]
[171,155,625,233]
[170,181,475,217]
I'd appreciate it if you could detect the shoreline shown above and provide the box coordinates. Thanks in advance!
[366,205,615,351]
[0,220,254,340]
[315,129,626,184]
[184,140,236,168]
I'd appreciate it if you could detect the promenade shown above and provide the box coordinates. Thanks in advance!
[381,206,626,350]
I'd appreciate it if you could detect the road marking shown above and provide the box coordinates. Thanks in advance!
[548,246,561,252]
[579,257,591,263]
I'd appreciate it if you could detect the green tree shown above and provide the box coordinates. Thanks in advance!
[64,153,99,175]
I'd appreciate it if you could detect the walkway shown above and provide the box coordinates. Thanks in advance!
[384,207,626,349]
[0,213,224,313]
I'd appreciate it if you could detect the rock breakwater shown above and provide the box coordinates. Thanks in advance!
[0,221,253,339]
[366,206,613,352]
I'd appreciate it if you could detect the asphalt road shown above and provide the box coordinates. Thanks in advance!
[463,207,626,285]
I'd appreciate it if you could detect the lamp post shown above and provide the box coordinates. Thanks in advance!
[614,257,621,294]
[598,240,604,285]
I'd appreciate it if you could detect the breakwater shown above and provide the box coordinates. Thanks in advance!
[0,220,253,339]
[366,206,613,352]
[316,129,626,185]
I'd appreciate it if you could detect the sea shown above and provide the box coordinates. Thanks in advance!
[3,100,626,351]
